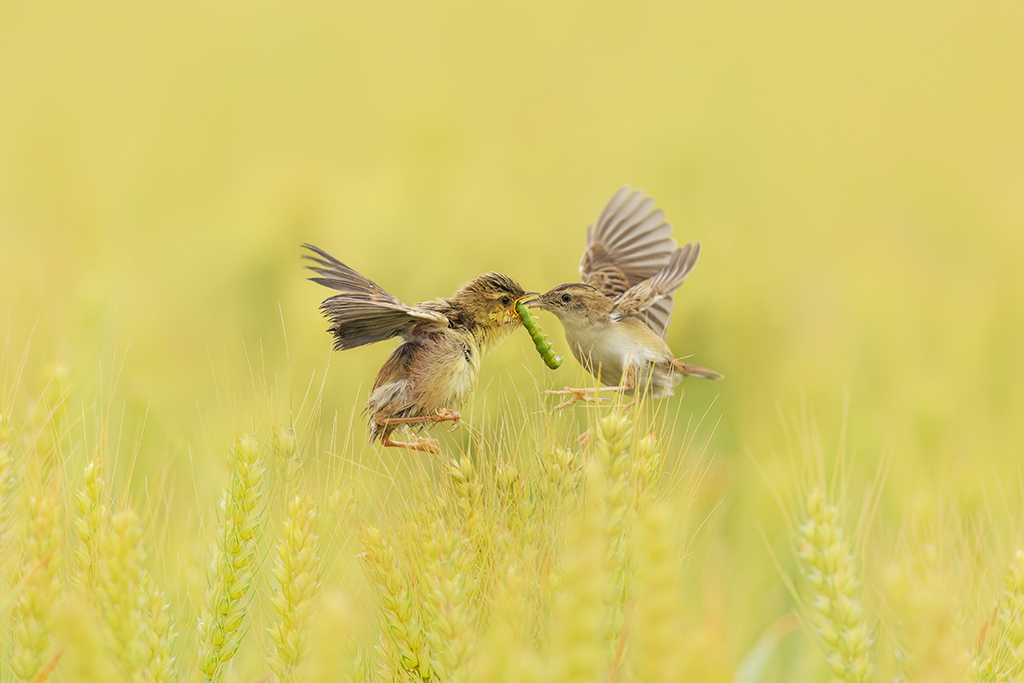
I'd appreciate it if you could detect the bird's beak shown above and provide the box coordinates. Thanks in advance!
[516,292,539,306]
[524,294,548,311]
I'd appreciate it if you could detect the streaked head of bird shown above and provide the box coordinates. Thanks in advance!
[529,283,614,329]
[450,272,533,345]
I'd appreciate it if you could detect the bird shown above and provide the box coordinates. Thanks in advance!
[529,187,723,409]
[303,243,532,452]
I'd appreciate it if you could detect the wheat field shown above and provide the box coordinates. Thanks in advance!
[2,1,1024,681]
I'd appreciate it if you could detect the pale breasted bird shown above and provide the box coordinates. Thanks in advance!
[303,243,531,452]
[529,187,723,408]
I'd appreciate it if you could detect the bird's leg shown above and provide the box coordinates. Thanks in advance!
[541,386,619,410]
[381,435,441,454]
[573,369,638,443]
[374,410,462,452]
[376,409,462,431]
[543,369,636,411]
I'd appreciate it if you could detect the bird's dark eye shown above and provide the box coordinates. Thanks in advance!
[500,295,511,306]
[561,293,572,303]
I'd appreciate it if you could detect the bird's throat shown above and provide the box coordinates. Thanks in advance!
[472,323,515,358]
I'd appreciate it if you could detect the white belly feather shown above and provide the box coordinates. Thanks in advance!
[565,323,680,398]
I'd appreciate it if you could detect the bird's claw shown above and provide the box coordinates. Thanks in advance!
[433,408,462,432]
[542,387,613,410]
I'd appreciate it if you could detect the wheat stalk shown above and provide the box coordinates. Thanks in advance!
[629,500,683,682]
[797,486,873,683]
[548,456,610,683]
[141,572,178,683]
[73,455,108,596]
[97,508,149,677]
[360,523,431,681]
[268,492,322,683]
[196,435,265,682]
[10,485,63,681]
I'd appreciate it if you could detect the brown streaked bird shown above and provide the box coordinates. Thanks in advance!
[303,243,531,452]
[530,187,723,408]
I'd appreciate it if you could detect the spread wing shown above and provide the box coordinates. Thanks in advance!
[303,243,447,350]
[579,187,680,337]
[303,242,399,301]
[611,243,700,323]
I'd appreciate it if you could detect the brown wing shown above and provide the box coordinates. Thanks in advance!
[579,187,680,337]
[611,243,700,322]
[317,298,447,350]
[303,243,447,350]
[303,242,398,301]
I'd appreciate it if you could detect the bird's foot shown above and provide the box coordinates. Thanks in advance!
[430,408,462,432]
[378,408,461,431]
[542,387,615,410]
[382,435,441,454]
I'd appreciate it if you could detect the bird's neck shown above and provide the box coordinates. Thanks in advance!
[471,323,514,357]
[559,314,613,348]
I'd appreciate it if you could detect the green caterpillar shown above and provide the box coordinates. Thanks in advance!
[515,299,563,370]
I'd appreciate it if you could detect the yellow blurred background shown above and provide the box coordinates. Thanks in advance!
[2,0,1023,673]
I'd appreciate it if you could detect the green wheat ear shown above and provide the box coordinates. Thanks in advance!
[797,487,873,683]
[268,493,322,683]
[11,486,63,682]
[516,300,563,369]
[98,508,148,678]
[197,435,265,682]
